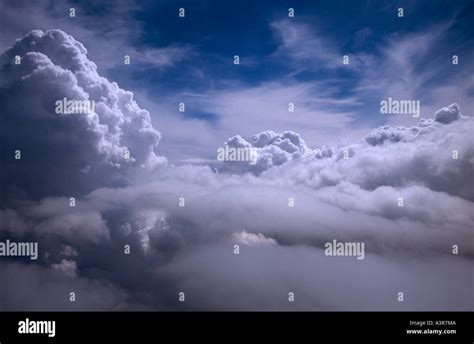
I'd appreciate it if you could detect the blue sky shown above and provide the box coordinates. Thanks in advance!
[106,0,474,87]
[1,0,473,162]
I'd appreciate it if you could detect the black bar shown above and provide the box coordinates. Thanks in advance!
[0,312,472,342]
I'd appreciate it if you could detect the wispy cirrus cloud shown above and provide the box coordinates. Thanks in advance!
[0,0,195,75]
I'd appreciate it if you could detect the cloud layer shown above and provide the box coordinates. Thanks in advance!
[0,30,473,311]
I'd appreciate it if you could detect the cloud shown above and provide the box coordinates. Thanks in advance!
[0,261,134,310]
[352,23,474,126]
[0,28,472,311]
[253,109,474,202]
[233,231,277,247]
[0,0,192,74]
[0,29,165,203]
[134,79,365,165]
[221,130,319,175]
[270,19,377,77]
[270,17,474,131]
[220,104,473,202]
[270,20,339,69]
[3,133,472,309]
[134,44,195,69]
[434,103,463,124]
[52,259,78,278]
[158,244,473,310]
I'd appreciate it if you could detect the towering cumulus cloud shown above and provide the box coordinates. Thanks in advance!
[0,30,164,203]
[0,30,473,311]
[221,130,327,175]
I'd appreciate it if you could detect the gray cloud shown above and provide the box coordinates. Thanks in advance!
[0,261,135,310]
[434,103,463,124]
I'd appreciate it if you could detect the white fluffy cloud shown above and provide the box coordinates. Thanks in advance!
[221,130,326,175]
[224,105,473,203]
[232,230,277,247]
[0,29,165,202]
